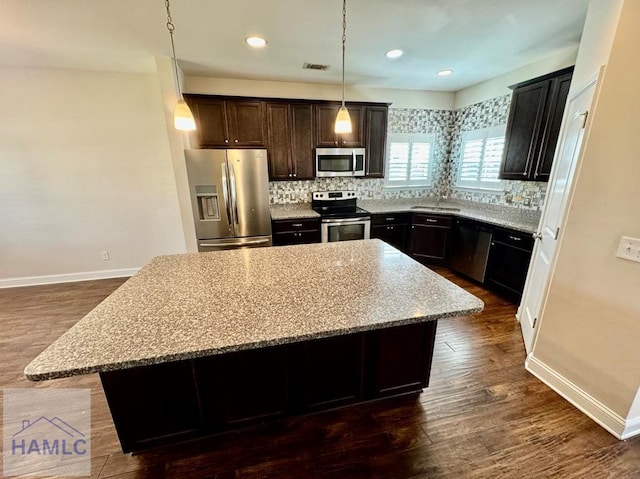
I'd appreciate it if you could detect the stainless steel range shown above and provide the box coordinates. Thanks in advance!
[311,191,371,243]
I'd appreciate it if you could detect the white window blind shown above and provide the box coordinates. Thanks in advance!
[385,133,434,188]
[456,126,506,190]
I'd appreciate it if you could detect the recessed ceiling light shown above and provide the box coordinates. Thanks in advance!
[245,36,267,48]
[385,49,404,59]
[437,69,454,77]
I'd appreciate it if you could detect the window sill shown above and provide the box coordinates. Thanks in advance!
[454,185,504,195]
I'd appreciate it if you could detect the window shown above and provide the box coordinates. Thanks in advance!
[385,133,434,188]
[456,126,506,190]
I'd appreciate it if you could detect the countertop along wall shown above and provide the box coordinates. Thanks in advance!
[0,66,187,287]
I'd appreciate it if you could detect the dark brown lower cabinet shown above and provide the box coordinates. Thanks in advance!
[288,334,364,413]
[100,321,438,453]
[370,321,437,398]
[272,218,321,246]
[409,214,452,265]
[371,213,410,252]
[100,361,202,453]
[194,347,288,429]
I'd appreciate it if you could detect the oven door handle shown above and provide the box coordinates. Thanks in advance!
[322,217,371,224]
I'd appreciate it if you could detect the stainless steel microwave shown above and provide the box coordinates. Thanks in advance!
[315,148,366,177]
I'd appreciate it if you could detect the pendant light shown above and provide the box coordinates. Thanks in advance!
[164,0,196,131]
[334,0,352,134]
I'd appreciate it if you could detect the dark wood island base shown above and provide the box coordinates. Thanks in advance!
[100,321,437,453]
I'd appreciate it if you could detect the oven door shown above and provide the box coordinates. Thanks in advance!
[321,218,371,242]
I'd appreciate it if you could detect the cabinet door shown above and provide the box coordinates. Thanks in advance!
[187,97,230,147]
[315,103,364,147]
[372,224,407,251]
[485,230,534,299]
[341,104,365,147]
[500,81,550,180]
[366,106,388,177]
[266,103,292,180]
[290,104,315,179]
[228,100,265,146]
[534,73,572,181]
[100,362,202,452]
[194,347,288,430]
[370,322,437,398]
[315,104,340,147]
[288,334,364,413]
[409,224,450,264]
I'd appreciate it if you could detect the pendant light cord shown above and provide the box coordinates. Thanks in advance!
[341,0,347,108]
[165,0,184,100]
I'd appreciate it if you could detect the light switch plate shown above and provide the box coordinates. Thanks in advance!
[616,236,640,263]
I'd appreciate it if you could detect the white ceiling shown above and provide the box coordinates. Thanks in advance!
[1,0,590,91]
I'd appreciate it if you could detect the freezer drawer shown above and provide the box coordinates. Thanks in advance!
[197,236,272,252]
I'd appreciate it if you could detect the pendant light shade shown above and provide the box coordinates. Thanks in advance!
[335,106,352,134]
[335,0,352,134]
[174,100,196,131]
[165,0,196,132]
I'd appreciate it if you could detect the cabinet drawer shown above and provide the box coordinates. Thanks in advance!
[412,214,452,228]
[272,218,320,233]
[492,228,534,251]
[371,213,410,226]
[273,230,321,246]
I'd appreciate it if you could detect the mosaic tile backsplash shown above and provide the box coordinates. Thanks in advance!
[269,96,548,211]
[448,95,548,209]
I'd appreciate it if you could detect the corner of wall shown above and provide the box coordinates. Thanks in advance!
[155,56,197,253]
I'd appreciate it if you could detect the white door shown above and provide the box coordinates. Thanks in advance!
[518,71,602,354]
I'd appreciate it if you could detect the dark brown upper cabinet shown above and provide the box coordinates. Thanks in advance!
[315,103,364,148]
[365,106,388,178]
[500,66,573,182]
[266,102,314,181]
[184,95,266,148]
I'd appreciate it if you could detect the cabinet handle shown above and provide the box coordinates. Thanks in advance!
[385,217,395,221]
[289,173,292,177]
[334,140,338,146]
[293,173,297,177]
[234,139,239,143]
[425,218,438,223]
[292,223,303,227]
[508,235,522,241]
[225,139,229,144]
[389,226,394,230]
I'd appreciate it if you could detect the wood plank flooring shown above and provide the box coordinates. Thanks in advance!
[1,270,639,478]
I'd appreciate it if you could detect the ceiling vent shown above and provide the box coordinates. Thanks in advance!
[303,63,329,71]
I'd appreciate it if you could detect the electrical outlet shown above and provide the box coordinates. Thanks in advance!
[100,251,111,261]
[616,236,640,263]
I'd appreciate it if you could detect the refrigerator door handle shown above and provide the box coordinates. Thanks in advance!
[221,163,233,229]
[228,161,240,232]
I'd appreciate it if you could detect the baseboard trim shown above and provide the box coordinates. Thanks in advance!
[0,268,139,289]
[526,354,638,440]
[622,415,640,440]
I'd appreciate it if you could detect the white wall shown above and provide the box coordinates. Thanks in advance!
[531,0,639,425]
[0,66,186,286]
[453,46,579,109]
[185,76,455,110]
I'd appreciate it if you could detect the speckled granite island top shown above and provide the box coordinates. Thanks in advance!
[25,240,483,381]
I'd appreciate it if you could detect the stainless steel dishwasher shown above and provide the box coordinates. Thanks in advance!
[448,218,493,282]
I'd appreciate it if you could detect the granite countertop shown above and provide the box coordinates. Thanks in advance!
[25,240,483,381]
[359,199,541,234]
[270,199,540,234]
[270,203,319,220]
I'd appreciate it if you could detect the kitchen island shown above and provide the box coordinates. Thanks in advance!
[25,240,483,453]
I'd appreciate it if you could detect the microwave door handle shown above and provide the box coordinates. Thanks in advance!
[352,150,357,175]
[221,163,232,227]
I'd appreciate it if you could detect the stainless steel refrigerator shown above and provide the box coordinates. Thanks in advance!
[185,149,272,252]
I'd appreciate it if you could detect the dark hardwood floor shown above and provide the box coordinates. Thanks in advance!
[1,269,639,478]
